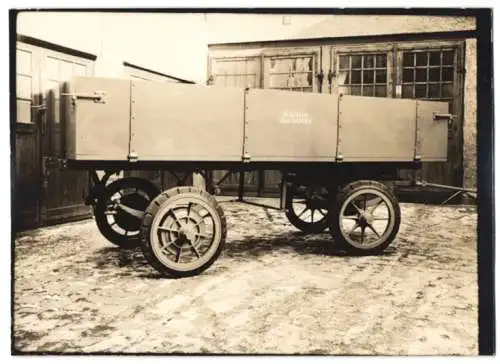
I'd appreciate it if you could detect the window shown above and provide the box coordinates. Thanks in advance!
[401,49,455,100]
[338,53,388,97]
[267,56,314,92]
[212,57,259,88]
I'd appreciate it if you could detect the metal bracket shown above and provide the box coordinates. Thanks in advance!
[128,151,139,162]
[61,91,106,105]
[242,153,251,163]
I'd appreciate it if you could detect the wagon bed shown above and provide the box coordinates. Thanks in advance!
[60,76,452,278]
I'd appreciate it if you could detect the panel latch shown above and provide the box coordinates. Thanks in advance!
[433,113,456,127]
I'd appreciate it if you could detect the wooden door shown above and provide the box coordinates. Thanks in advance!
[38,46,95,225]
[14,43,41,229]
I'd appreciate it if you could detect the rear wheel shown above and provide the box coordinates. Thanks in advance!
[329,180,401,253]
[285,184,330,233]
[141,187,226,278]
[94,178,160,249]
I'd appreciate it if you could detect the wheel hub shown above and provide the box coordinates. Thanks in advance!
[359,212,374,226]
[179,225,196,243]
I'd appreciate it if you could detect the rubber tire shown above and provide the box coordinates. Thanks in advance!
[140,186,227,278]
[285,184,329,234]
[94,178,160,249]
[329,180,401,253]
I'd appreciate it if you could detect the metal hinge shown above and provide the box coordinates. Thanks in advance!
[31,104,47,112]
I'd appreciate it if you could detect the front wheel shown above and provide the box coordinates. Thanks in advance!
[329,180,401,253]
[140,187,227,278]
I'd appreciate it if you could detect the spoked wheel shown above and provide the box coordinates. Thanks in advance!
[285,184,330,233]
[330,180,401,253]
[141,187,227,278]
[94,178,160,249]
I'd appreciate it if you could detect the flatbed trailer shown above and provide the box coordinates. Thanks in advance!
[61,76,453,278]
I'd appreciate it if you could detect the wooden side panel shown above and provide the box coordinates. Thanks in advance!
[68,77,130,160]
[338,95,417,162]
[130,81,245,161]
[245,88,338,161]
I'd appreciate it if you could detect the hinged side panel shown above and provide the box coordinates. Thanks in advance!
[65,77,131,160]
[416,100,450,161]
[338,95,416,162]
[245,89,338,161]
[130,81,245,161]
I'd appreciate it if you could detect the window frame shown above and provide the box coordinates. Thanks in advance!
[331,43,394,97]
[209,56,262,88]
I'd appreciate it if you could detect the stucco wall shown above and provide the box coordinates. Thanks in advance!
[463,38,477,189]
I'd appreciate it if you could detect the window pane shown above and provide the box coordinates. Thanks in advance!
[350,86,361,96]
[416,52,428,66]
[442,67,454,81]
[375,70,387,83]
[17,74,32,99]
[363,70,374,84]
[375,85,387,97]
[363,55,375,68]
[429,52,441,66]
[403,69,414,82]
[429,84,440,98]
[403,53,414,67]
[376,54,387,68]
[415,84,427,98]
[351,55,362,68]
[442,83,454,97]
[339,55,349,69]
[442,51,454,65]
[351,70,361,84]
[402,85,414,98]
[17,99,31,123]
[429,67,440,82]
[416,68,427,82]
[362,85,374,96]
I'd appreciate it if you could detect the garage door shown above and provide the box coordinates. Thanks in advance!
[15,38,95,229]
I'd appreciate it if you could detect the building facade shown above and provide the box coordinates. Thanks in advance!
[206,15,477,197]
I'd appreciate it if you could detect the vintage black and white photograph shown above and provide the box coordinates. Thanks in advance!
[10,8,494,356]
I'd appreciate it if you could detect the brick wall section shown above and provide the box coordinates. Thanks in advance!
[463,39,477,189]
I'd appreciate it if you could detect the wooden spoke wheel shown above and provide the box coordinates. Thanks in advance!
[94,178,160,249]
[330,180,401,252]
[285,184,330,233]
[141,187,227,278]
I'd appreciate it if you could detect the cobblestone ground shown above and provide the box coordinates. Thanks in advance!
[13,198,478,355]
